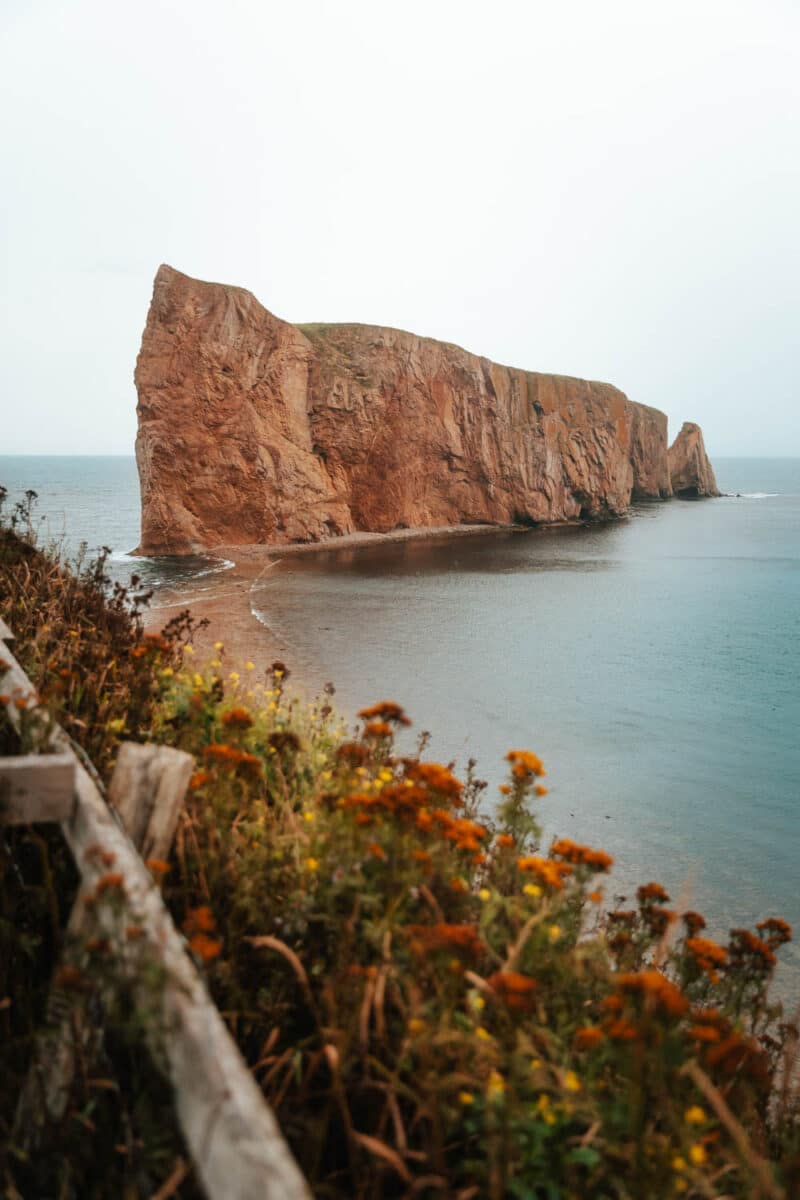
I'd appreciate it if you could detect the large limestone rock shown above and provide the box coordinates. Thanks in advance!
[135,265,694,554]
[668,422,719,498]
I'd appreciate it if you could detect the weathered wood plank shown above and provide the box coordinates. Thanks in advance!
[0,752,76,823]
[0,615,14,641]
[2,643,311,1200]
[108,741,194,861]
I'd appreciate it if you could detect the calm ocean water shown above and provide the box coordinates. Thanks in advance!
[2,455,799,994]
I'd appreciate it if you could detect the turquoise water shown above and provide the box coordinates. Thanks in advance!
[2,455,798,994]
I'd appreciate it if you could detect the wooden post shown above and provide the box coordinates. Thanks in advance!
[0,752,75,824]
[109,741,195,861]
[2,637,311,1200]
[0,614,14,642]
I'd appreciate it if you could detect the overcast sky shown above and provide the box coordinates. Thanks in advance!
[1,0,798,456]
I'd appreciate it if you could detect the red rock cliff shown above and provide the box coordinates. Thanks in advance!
[135,265,686,554]
[668,422,720,497]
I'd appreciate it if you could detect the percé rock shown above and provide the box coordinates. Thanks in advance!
[668,422,720,498]
[135,265,708,555]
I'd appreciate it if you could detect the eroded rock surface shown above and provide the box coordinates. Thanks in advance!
[135,265,708,554]
[668,422,720,497]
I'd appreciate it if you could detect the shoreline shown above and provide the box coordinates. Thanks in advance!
[144,522,531,670]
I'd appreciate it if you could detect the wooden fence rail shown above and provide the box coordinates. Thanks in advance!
[1,620,311,1200]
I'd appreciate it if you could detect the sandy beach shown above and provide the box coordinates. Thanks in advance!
[144,523,520,670]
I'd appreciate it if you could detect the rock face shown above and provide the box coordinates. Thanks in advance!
[668,422,719,498]
[135,265,706,554]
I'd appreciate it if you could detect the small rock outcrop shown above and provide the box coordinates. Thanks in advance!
[668,422,720,498]
[134,266,713,554]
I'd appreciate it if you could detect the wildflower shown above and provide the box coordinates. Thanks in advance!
[184,644,194,655]
[210,659,222,669]
[214,641,224,651]
[637,881,670,904]
[688,1143,707,1166]
[412,849,432,869]
[506,749,545,778]
[487,1069,505,1100]
[684,1106,706,1125]
[407,1017,426,1035]
[517,856,572,890]
[478,888,492,902]
[496,833,515,849]
[193,673,204,687]
[378,769,393,782]
[548,924,562,943]
[404,761,463,800]
[672,1156,687,1173]
[616,970,688,1018]
[221,706,254,729]
[499,784,512,795]
[475,1026,492,1042]
[189,932,223,962]
[523,883,542,898]
[183,906,216,933]
[245,660,255,670]
[488,971,538,1013]
[302,811,315,823]
[686,937,728,977]
[145,857,171,879]
[756,916,793,947]
[551,838,613,872]
[367,842,386,860]
[450,878,467,893]
[468,992,486,1012]
[305,857,320,872]
[95,872,125,896]
[683,910,707,936]
[160,667,174,677]
[358,700,411,726]
[564,1070,581,1092]
[574,1026,604,1050]
[229,671,240,685]
[364,720,393,738]
[535,784,548,796]
[106,718,126,734]
[607,1018,639,1042]
[589,890,603,904]
[269,730,301,754]
[728,928,777,971]
[458,1091,475,1105]
[406,924,483,958]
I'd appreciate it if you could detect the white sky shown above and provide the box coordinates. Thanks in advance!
[1,0,798,456]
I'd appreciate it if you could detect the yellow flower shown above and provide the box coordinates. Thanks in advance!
[305,857,320,872]
[160,667,174,677]
[564,1070,581,1093]
[268,702,277,712]
[245,661,255,671]
[106,718,126,734]
[530,1058,542,1071]
[549,924,562,943]
[183,644,194,655]
[684,1105,706,1125]
[487,1070,505,1099]
[407,1017,425,1035]
[379,769,393,782]
[210,658,222,669]
[689,1143,707,1166]
[672,1156,687,1173]
[193,673,204,687]
[523,883,542,898]
[475,1026,492,1042]
[321,770,332,782]
[675,1183,688,1195]
[355,766,367,776]
[458,1090,475,1105]
[214,641,224,651]
[229,671,240,684]
[478,888,492,902]
[303,811,315,823]
[469,993,486,1012]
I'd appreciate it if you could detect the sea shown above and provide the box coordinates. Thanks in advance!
[2,455,798,997]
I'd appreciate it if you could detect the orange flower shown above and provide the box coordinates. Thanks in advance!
[505,749,545,778]
[686,937,728,977]
[145,857,171,879]
[516,856,572,890]
[607,1018,639,1042]
[189,768,212,790]
[183,905,216,933]
[367,842,386,860]
[728,928,777,971]
[336,741,369,764]
[637,882,670,904]
[364,720,393,738]
[450,878,468,893]
[550,839,613,872]
[616,970,688,1018]
[498,784,512,796]
[574,1026,604,1050]
[756,917,792,947]
[534,784,548,796]
[95,872,125,896]
[189,932,223,963]
[358,701,411,726]
[496,834,515,849]
[404,761,463,800]
[487,970,539,1012]
[221,706,254,729]
[683,910,707,936]
[406,923,483,957]
[412,849,432,869]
